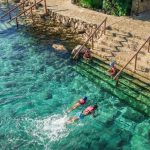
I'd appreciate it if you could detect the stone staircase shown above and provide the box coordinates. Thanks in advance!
[74,57,150,116]
[90,28,150,79]
[0,0,46,28]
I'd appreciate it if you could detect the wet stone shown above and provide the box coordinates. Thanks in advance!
[117,139,127,148]
[122,108,145,123]
[45,92,53,100]
[5,82,17,88]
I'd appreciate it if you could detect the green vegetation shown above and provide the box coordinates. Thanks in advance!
[103,0,132,16]
[78,0,132,16]
[80,0,103,9]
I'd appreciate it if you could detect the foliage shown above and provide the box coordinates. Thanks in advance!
[103,0,132,16]
[80,0,103,9]
[78,0,132,16]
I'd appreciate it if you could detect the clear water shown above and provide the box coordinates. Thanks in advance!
[0,13,150,150]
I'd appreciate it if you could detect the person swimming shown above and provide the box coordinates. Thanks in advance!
[67,104,98,124]
[67,96,88,113]
[108,61,118,77]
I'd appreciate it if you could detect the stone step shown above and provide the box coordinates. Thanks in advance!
[91,57,150,92]
[75,62,150,116]
[82,59,150,97]
[96,37,148,53]
[91,52,150,85]
[80,59,150,99]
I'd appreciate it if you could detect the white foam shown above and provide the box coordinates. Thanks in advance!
[26,114,69,142]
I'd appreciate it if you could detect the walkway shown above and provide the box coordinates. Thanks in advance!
[46,0,150,39]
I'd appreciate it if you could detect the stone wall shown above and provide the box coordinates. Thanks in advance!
[132,0,150,14]
[47,9,104,41]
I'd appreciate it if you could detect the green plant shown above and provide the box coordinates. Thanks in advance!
[79,0,103,9]
[103,0,132,16]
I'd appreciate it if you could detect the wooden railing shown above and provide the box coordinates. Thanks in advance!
[3,0,47,27]
[73,17,107,59]
[0,1,26,20]
[114,36,150,80]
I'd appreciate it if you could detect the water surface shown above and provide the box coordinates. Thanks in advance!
[0,12,150,150]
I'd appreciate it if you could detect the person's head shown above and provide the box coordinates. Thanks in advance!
[83,96,87,101]
[110,61,116,67]
[93,104,98,110]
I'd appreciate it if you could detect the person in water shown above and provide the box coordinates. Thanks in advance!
[108,61,118,77]
[67,96,88,113]
[67,104,98,124]
[83,50,92,61]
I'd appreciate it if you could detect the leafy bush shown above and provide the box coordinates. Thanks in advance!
[78,0,132,16]
[103,0,132,16]
[80,0,103,9]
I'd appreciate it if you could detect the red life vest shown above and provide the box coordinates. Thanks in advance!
[85,106,94,113]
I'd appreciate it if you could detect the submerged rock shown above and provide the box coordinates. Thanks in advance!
[45,92,53,100]
[52,43,67,51]
[5,82,17,88]
[122,108,145,123]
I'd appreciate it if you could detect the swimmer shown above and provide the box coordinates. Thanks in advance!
[108,61,117,77]
[83,50,92,61]
[67,96,87,113]
[67,104,98,124]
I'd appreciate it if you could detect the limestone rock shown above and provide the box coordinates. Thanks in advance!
[52,43,67,51]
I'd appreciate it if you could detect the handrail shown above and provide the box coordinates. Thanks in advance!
[73,17,107,59]
[8,0,47,27]
[114,36,150,80]
[0,1,26,20]
[8,0,43,22]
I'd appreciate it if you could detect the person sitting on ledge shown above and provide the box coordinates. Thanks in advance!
[83,50,92,61]
[67,96,88,113]
[66,104,98,124]
[108,61,118,77]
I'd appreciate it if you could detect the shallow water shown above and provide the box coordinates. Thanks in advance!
[0,11,150,150]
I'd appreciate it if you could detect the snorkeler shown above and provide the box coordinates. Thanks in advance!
[67,104,98,124]
[67,96,88,113]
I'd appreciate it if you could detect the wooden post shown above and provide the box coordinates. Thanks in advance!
[34,0,36,9]
[44,0,48,14]
[22,2,25,16]
[8,12,11,20]
[7,0,11,19]
[104,18,106,35]
[6,0,9,5]
[30,7,34,23]
[134,54,138,71]
[92,36,94,50]
[148,39,150,53]
[16,18,18,28]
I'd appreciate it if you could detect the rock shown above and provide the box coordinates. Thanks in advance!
[71,45,89,59]
[13,0,21,3]
[52,43,67,51]
[5,82,17,88]
[122,108,145,123]
[45,92,53,100]
[76,29,85,34]
[35,3,43,9]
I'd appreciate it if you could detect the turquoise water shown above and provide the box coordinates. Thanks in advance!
[0,13,150,150]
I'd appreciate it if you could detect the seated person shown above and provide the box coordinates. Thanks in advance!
[67,96,87,113]
[108,61,118,77]
[67,104,98,124]
[83,50,92,61]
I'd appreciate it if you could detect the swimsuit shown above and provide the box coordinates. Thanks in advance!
[76,112,84,119]
[79,99,86,105]
[85,106,94,114]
